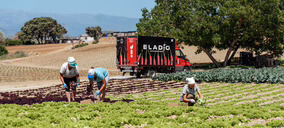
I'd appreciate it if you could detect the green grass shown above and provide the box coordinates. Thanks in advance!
[0,83,283,127]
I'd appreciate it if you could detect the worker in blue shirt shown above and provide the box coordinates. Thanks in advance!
[88,68,110,102]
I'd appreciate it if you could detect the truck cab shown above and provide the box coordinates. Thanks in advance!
[175,44,192,72]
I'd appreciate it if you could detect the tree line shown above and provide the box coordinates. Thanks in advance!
[0,17,102,56]
[137,0,284,67]
[0,17,103,45]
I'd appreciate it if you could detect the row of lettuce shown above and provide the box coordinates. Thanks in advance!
[0,92,282,127]
[153,67,284,84]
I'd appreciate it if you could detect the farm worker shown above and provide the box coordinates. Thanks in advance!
[88,68,110,102]
[180,77,204,106]
[87,67,95,95]
[60,57,80,102]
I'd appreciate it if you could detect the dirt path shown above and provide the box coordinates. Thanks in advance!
[0,80,61,92]
[0,76,141,92]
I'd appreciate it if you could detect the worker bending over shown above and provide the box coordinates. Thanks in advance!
[180,77,204,106]
[88,68,110,102]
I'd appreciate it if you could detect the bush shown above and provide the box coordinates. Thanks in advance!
[5,39,35,46]
[13,51,27,58]
[5,39,22,46]
[280,59,284,66]
[0,45,8,56]
[92,41,99,44]
[75,43,88,48]
[22,40,35,45]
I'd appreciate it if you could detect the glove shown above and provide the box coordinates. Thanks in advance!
[63,83,67,88]
[190,99,195,103]
[96,90,102,95]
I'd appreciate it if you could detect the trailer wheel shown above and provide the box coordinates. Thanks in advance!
[147,69,157,78]
[183,67,192,72]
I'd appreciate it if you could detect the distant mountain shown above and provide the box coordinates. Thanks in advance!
[0,9,139,37]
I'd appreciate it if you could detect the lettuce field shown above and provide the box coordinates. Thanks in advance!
[0,80,283,127]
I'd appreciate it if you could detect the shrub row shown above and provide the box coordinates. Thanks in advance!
[153,67,284,84]
[75,43,88,48]
[92,41,99,44]
[5,39,35,46]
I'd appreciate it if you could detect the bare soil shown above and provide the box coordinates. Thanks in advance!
[0,80,61,92]
[6,43,71,55]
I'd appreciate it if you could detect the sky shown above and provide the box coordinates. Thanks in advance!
[0,0,156,18]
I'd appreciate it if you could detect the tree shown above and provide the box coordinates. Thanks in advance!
[0,45,8,56]
[20,17,67,44]
[86,26,102,42]
[0,31,5,45]
[137,0,284,67]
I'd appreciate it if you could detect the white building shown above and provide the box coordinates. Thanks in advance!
[80,34,94,43]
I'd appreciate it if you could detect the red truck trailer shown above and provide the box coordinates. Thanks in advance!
[116,36,192,78]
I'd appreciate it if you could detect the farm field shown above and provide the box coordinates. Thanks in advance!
[0,80,283,127]
[0,37,283,94]
[2,38,117,70]
[0,63,122,84]
[0,63,60,83]
[6,43,71,55]
[3,37,258,71]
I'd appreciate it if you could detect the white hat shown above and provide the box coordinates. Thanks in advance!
[68,57,78,67]
[186,77,196,84]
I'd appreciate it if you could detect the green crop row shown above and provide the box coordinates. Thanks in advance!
[153,68,284,84]
[75,43,88,48]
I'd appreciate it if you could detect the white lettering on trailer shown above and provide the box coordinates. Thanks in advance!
[143,44,171,52]
[158,45,163,51]
[143,44,147,50]
[166,46,170,50]
[153,45,157,50]
[130,45,134,58]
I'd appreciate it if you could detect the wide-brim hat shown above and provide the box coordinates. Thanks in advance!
[186,77,196,84]
[68,57,78,67]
